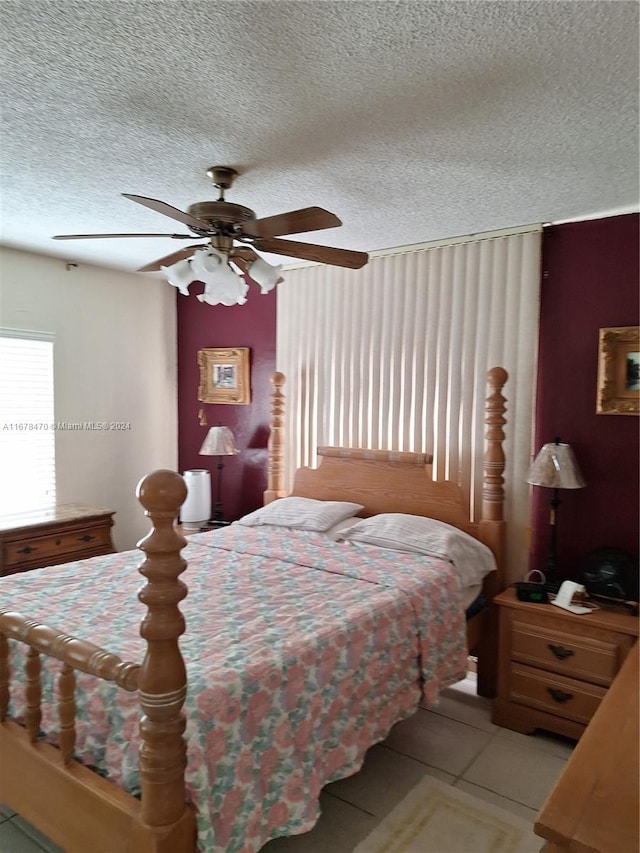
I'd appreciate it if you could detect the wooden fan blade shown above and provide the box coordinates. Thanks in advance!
[52,233,193,240]
[229,256,251,276]
[253,237,368,269]
[242,207,341,239]
[122,194,212,231]
[137,245,203,272]
[230,247,260,263]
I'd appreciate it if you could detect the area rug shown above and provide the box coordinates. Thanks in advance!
[353,776,543,853]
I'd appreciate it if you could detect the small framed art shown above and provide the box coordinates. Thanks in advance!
[198,347,250,405]
[596,326,640,415]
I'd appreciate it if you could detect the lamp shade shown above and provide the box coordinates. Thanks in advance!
[199,426,239,457]
[527,442,586,489]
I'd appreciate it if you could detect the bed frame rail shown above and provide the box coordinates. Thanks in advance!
[0,470,196,853]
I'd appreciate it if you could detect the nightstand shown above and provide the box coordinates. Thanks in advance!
[492,587,638,740]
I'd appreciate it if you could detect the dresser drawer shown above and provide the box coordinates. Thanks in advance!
[5,526,113,568]
[511,620,624,686]
[510,663,606,726]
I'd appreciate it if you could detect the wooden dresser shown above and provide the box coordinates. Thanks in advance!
[0,505,116,577]
[535,642,639,852]
[492,587,638,740]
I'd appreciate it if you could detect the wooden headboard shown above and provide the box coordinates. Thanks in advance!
[264,367,508,590]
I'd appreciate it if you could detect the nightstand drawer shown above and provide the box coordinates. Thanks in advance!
[510,663,606,726]
[511,620,622,686]
[4,526,114,568]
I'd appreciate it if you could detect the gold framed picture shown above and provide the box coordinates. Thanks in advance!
[197,347,250,405]
[596,326,640,415]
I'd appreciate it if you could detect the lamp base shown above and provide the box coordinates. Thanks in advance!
[205,519,231,530]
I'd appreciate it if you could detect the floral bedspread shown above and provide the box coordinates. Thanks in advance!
[2,525,468,852]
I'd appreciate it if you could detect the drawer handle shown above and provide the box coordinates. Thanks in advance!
[78,534,95,542]
[17,545,36,554]
[547,644,574,660]
[547,687,573,704]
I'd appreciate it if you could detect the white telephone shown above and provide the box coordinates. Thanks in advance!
[551,580,594,615]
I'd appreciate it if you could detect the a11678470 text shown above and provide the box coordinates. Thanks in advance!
[2,422,132,431]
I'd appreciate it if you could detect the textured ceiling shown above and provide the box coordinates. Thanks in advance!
[0,1,638,274]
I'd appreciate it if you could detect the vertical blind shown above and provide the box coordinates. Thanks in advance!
[0,329,56,514]
[276,227,542,581]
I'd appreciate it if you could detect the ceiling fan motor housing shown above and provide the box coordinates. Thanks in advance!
[187,201,256,233]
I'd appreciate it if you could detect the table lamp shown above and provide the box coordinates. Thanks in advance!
[527,438,585,592]
[199,425,239,522]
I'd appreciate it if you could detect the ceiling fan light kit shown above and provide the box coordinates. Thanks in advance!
[162,247,282,307]
[53,165,369,307]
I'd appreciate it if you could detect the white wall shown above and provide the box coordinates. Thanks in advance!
[0,247,177,550]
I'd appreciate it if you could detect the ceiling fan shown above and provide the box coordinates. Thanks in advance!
[53,166,369,286]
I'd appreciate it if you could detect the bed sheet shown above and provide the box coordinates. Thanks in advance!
[2,525,468,852]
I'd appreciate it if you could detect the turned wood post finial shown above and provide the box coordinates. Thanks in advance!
[136,469,190,828]
[265,372,286,504]
[482,367,508,523]
[270,371,286,390]
[136,469,188,520]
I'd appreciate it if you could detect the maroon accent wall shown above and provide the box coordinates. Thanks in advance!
[177,287,277,522]
[531,214,639,581]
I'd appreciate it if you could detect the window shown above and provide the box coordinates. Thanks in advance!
[0,330,56,514]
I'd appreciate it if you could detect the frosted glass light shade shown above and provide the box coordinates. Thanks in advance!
[161,258,193,296]
[194,251,250,306]
[248,256,283,294]
[190,248,226,277]
[181,469,211,527]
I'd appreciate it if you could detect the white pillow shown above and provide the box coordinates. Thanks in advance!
[231,517,356,541]
[236,497,364,532]
[322,517,360,541]
[338,513,496,586]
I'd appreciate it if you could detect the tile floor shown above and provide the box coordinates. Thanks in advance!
[0,674,574,852]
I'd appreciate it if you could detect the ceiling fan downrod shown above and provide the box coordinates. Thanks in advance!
[206,165,238,201]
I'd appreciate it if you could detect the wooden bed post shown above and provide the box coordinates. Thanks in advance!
[476,366,508,698]
[264,371,286,504]
[135,470,196,848]
[481,366,508,527]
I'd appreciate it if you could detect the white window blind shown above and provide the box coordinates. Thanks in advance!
[276,227,542,584]
[0,330,56,514]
